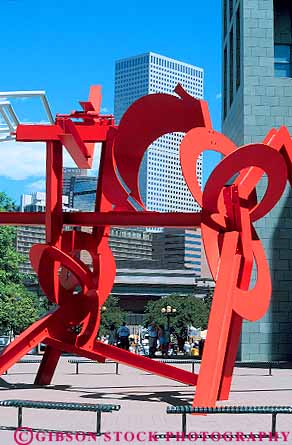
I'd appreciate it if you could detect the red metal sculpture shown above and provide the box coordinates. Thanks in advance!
[0,84,290,408]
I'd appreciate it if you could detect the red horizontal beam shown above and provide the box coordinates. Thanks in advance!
[0,212,45,225]
[0,211,202,227]
[16,124,111,142]
[65,211,202,227]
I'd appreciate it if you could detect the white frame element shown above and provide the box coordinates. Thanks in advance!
[0,91,54,141]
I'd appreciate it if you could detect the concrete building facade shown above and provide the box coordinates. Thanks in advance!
[17,193,70,275]
[16,226,46,275]
[79,227,201,273]
[222,0,292,360]
[113,268,214,314]
[152,229,201,273]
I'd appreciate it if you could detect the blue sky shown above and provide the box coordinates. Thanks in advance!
[1,0,222,205]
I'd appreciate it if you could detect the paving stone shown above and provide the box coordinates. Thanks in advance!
[1,356,292,444]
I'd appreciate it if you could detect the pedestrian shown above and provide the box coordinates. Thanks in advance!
[177,326,188,353]
[117,322,130,350]
[158,324,169,357]
[199,338,205,358]
[108,324,117,346]
[148,321,158,357]
[184,340,191,355]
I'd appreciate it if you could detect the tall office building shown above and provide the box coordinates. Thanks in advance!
[20,192,69,212]
[222,0,292,360]
[114,52,204,214]
[63,167,87,195]
[71,176,98,211]
[63,167,88,206]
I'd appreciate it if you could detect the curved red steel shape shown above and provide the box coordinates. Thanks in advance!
[180,128,289,406]
[113,84,212,207]
[0,85,291,409]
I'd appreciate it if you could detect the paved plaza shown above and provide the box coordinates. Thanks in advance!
[0,356,292,444]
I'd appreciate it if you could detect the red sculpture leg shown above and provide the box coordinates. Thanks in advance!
[35,139,63,385]
[35,346,62,385]
[217,312,242,400]
[92,342,198,386]
[0,312,58,375]
[193,231,241,407]
[217,187,253,401]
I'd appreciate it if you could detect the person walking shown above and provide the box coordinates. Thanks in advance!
[148,321,158,357]
[117,322,130,350]
[177,326,188,353]
[158,325,169,357]
[108,324,117,346]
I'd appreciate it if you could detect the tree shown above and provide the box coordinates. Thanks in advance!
[144,294,210,336]
[0,284,43,336]
[203,287,214,312]
[0,192,16,212]
[99,295,126,337]
[0,192,44,336]
[0,194,24,286]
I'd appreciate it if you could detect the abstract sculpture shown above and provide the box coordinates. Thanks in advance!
[0,84,290,408]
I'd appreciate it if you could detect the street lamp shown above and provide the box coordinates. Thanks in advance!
[97,306,107,340]
[161,305,177,331]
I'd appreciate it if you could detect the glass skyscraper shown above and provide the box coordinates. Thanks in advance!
[114,52,204,214]
[72,176,98,211]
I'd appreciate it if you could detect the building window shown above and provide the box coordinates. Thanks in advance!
[274,0,292,77]
[223,46,227,119]
[229,0,233,21]
[229,26,234,107]
[236,6,241,89]
[274,44,291,77]
[223,0,227,37]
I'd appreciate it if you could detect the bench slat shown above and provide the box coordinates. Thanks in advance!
[0,400,120,412]
[167,405,292,414]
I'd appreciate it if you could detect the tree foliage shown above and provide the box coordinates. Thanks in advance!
[144,294,210,335]
[203,287,214,312]
[0,193,24,285]
[99,295,126,336]
[0,284,43,335]
[0,192,16,212]
[0,192,44,336]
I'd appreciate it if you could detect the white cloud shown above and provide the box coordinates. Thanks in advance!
[26,179,46,191]
[0,140,46,180]
[0,140,102,181]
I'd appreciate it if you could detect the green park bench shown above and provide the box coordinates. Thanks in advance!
[167,405,292,436]
[0,399,120,434]
[234,360,281,376]
[158,359,200,374]
[158,359,281,376]
[69,358,198,375]
[68,358,281,378]
[3,359,42,375]
[68,359,119,375]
